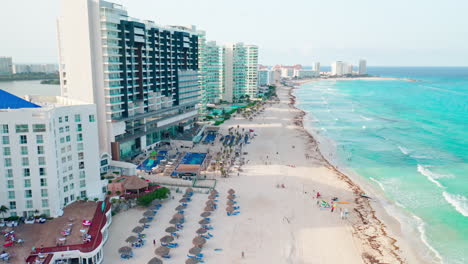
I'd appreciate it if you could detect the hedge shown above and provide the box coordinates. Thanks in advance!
[137,187,170,206]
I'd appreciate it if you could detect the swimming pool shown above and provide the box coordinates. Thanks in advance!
[180,152,207,165]
[137,151,168,171]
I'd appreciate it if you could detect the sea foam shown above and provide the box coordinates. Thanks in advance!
[398,145,410,155]
[417,164,450,189]
[443,192,468,217]
[412,214,444,262]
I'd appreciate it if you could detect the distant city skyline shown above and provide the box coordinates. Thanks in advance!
[1,0,467,66]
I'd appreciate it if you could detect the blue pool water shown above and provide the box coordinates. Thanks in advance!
[137,151,168,171]
[295,67,468,264]
[180,152,207,165]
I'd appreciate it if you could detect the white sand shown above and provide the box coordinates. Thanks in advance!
[103,84,419,264]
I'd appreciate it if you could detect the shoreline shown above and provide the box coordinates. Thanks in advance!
[289,84,433,264]
[293,76,417,85]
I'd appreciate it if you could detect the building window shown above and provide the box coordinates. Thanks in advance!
[79,171,85,179]
[22,157,29,166]
[7,180,14,189]
[77,143,84,151]
[8,191,15,199]
[80,180,86,188]
[20,146,28,155]
[42,210,50,216]
[59,117,62,123]
[1,125,8,133]
[80,191,87,198]
[2,136,9,144]
[5,169,13,178]
[41,189,48,197]
[42,199,49,208]
[77,134,83,142]
[24,179,31,188]
[70,183,74,190]
[32,124,46,132]
[40,178,47,187]
[67,145,71,151]
[39,168,46,176]
[66,135,71,142]
[15,124,28,133]
[65,126,70,132]
[36,135,44,144]
[23,168,30,177]
[4,158,12,167]
[26,200,33,209]
[37,146,45,154]
[64,197,69,205]
[59,127,64,133]
[38,157,46,165]
[79,162,84,169]
[9,201,16,210]
[68,174,73,180]
[77,124,82,132]
[3,147,10,156]
[63,176,67,183]
[75,114,81,122]
[78,152,84,160]
[70,194,75,201]
[24,190,32,198]
[64,185,69,192]
[61,157,66,163]
[65,116,69,122]
[20,135,27,144]
[67,155,72,161]
[60,137,65,143]
[89,115,95,122]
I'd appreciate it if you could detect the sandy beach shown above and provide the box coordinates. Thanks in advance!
[103,84,423,264]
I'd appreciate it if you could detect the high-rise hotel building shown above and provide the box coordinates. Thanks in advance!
[57,0,200,161]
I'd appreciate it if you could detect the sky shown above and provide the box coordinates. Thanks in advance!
[1,0,467,66]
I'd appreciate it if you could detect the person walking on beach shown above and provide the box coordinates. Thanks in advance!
[316,192,321,199]
[153,239,156,246]
[331,203,336,213]
[242,251,245,258]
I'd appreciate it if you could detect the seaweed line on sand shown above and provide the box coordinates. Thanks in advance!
[287,85,405,264]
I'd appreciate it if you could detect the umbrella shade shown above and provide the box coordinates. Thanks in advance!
[155,246,170,256]
[196,228,207,234]
[210,189,218,195]
[179,198,189,203]
[160,235,174,243]
[147,257,163,264]
[192,236,206,246]
[200,212,211,217]
[143,210,156,217]
[139,218,151,224]
[227,195,235,200]
[199,219,209,225]
[226,206,235,212]
[183,193,192,198]
[186,187,193,193]
[208,195,217,200]
[169,218,182,225]
[118,246,132,254]
[132,226,144,233]
[189,246,202,255]
[206,200,215,205]
[175,205,186,211]
[173,213,184,219]
[228,189,235,194]
[165,226,177,233]
[152,200,161,205]
[204,206,214,212]
[126,235,139,243]
[186,258,200,264]
[227,200,235,206]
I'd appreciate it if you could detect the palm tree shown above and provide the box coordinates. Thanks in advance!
[0,205,9,219]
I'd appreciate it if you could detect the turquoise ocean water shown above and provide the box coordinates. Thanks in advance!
[295,67,468,264]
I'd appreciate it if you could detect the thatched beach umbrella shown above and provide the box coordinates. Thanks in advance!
[155,246,170,257]
[196,228,207,234]
[227,194,235,200]
[126,235,139,243]
[186,187,193,193]
[152,200,161,206]
[192,236,206,246]
[228,189,235,195]
[206,200,215,206]
[118,246,132,254]
[226,200,235,206]
[160,235,174,243]
[208,194,217,200]
[165,226,177,233]
[179,198,189,203]
[226,206,235,212]
[210,189,218,195]
[147,257,163,264]
[169,218,182,225]
[186,258,199,264]
[143,210,156,217]
[132,226,144,233]
[204,206,214,212]
[173,213,184,219]
[139,218,151,224]
[199,219,209,225]
[200,212,211,217]
[189,246,202,255]
[175,205,186,211]
[183,193,192,198]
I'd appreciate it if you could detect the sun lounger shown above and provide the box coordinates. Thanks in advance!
[162,255,171,259]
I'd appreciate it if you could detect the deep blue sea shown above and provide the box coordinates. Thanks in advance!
[295,67,468,264]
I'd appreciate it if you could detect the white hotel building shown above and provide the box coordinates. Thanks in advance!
[0,92,104,218]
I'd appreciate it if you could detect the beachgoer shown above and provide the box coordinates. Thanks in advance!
[153,239,156,246]
[316,192,321,199]
[242,251,245,258]
[331,203,336,213]
[343,208,349,219]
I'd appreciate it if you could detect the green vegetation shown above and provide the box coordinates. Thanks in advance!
[0,72,59,82]
[40,79,60,85]
[0,205,9,219]
[214,120,225,126]
[137,187,170,206]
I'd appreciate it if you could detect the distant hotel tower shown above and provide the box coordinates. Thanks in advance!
[359,59,367,75]
[57,0,200,162]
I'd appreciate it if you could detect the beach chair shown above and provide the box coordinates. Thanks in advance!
[207,233,213,238]
[232,212,240,215]
[227,212,231,216]
[201,235,210,240]
[204,217,211,221]
[233,206,240,210]
[162,255,171,259]
[143,224,150,228]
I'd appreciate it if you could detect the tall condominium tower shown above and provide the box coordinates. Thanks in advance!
[222,43,258,103]
[198,36,223,106]
[0,57,13,75]
[359,59,367,75]
[313,62,321,73]
[57,0,200,161]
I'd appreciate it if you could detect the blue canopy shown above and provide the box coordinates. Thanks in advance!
[0,89,40,109]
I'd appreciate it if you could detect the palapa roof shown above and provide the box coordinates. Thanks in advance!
[175,164,201,173]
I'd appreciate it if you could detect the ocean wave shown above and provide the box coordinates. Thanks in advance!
[359,114,373,121]
[412,214,444,262]
[443,192,468,217]
[369,177,385,191]
[398,145,410,155]
[417,165,450,189]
